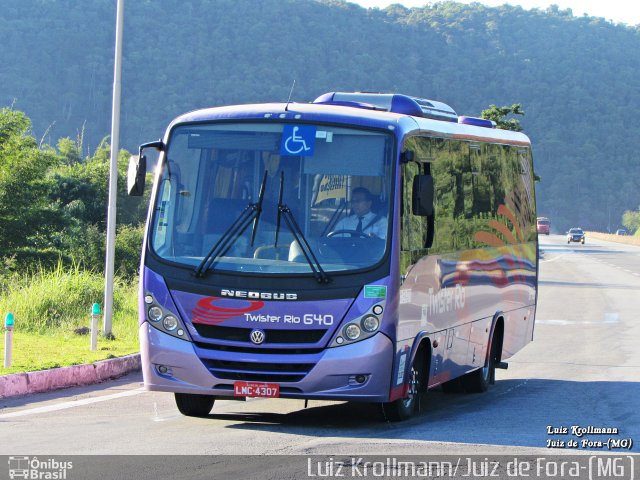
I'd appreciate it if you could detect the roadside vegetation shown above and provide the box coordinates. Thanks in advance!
[622,210,640,236]
[0,265,139,375]
[0,329,138,376]
[0,108,145,375]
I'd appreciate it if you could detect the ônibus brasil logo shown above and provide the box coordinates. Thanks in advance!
[8,456,73,479]
[191,297,264,325]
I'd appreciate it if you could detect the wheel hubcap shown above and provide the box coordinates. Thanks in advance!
[403,366,419,408]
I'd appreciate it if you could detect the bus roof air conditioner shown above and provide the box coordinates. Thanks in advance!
[313,92,458,122]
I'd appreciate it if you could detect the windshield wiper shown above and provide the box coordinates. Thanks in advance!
[194,171,268,278]
[275,172,330,284]
[321,198,346,236]
[274,171,285,248]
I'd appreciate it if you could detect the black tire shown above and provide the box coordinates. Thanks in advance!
[174,393,215,417]
[381,356,424,421]
[462,333,498,393]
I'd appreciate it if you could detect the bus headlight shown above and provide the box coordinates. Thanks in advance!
[329,301,386,347]
[361,315,380,333]
[148,306,163,322]
[144,292,190,341]
[163,315,179,331]
[344,324,361,340]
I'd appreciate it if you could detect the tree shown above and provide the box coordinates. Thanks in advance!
[0,108,64,258]
[480,104,525,132]
[0,108,146,275]
[56,136,82,165]
[622,210,640,234]
[49,137,149,276]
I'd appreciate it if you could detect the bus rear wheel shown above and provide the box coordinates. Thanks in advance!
[462,333,498,393]
[381,357,424,421]
[174,393,215,417]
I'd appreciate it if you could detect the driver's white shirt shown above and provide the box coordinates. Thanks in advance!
[334,211,387,239]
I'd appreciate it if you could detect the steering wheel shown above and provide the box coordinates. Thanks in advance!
[326,229,371,239]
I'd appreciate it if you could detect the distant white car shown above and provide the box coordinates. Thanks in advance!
[615,229,627,235]
[567,228,585,244]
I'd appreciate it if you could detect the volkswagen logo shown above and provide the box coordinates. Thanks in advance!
[250,329,265,345]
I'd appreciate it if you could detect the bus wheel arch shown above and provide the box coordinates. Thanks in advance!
[490,316,505,378]
[380,337,431,421]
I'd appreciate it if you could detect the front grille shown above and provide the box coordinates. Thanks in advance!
[202,358,314,383]
[193,324,327,344]
[194,341,323,355]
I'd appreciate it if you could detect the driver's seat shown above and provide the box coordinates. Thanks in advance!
[288,240,305,262]
[254,245,289,260]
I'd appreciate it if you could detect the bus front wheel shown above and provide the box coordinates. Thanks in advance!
[174,393,215,417]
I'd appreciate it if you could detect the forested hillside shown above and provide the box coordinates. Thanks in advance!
[1,0,639,231]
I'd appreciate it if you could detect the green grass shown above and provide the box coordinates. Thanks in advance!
[0,330,139,375]
[0,263,140,375]
[0,262,138,334]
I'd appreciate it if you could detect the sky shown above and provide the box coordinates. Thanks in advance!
[349,0,640,26]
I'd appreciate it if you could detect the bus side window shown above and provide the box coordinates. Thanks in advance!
[170,136,200,235]
[153,178,172,253]
[400,137,432,273]
[429,137,463,253]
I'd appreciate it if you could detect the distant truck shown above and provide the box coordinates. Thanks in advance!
[537,217,550,235]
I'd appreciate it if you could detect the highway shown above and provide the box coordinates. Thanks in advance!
[1,235,638,458]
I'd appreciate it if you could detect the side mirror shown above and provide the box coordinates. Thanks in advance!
[128,140,164,196]
[412,175,434,216]
[127,154,146,196]
[400,150,415,164]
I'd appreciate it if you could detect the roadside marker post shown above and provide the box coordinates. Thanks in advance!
[91,303,100,351]
[4,312,14,368]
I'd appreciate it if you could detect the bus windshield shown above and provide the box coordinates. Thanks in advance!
[150,122,394,275]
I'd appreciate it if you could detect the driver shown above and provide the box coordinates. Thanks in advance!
[334,187,387,239]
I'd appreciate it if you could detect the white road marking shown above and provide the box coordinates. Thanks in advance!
[537,314,619,326]
[605,313,620,323]
[540,253,571,263]
[0,388,145,419]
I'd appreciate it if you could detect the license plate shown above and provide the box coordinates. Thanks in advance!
[233,381,280,398]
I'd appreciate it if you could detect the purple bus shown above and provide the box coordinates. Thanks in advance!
[128,92,538,421]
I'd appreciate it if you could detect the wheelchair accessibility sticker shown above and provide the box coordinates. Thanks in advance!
[280,125,316,156]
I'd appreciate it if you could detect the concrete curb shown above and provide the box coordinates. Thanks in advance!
[0,353,141,399]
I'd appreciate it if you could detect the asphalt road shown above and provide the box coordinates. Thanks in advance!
[1,235,639,457]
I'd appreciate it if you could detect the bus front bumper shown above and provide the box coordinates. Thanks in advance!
[140,322,394,402]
